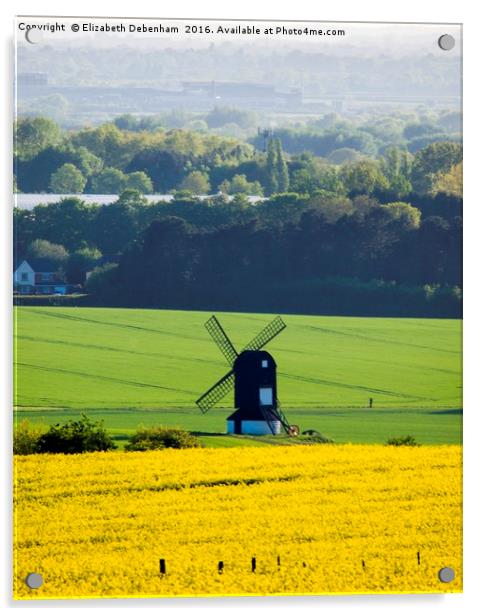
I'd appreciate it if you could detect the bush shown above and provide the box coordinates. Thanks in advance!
[302,434,334,444]
[37,414,116,454]
[13,294,87,307]
[386,435,419,446]
[125,426,202,451]
[13,420,45,455]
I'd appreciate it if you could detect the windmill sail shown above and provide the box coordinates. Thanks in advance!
[243,316,286,352]
[205,315,238,366]
[196,370,235,413]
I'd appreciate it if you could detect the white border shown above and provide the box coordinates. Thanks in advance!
[2,1,480,614]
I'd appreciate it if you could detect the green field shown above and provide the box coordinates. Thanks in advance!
[14,307,462,445]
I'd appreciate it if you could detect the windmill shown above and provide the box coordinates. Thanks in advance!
[196,315,297,436]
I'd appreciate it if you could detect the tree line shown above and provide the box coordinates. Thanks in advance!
[82,200,461,318]
[14,187,461,317]
[14,115,462,317]
[14,117,462,200]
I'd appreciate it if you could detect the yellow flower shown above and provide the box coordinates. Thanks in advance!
[13,445,462,598]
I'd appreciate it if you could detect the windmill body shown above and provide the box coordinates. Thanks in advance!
[196,315,294,436]
[227,350,281,435]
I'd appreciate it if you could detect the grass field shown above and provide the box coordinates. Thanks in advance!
[14,307,462,445]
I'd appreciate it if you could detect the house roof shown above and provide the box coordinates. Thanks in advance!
[15,258,60,273]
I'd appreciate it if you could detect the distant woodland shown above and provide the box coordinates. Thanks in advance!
[14,114,462,317]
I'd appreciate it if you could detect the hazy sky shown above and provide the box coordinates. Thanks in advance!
[15,16,462,57]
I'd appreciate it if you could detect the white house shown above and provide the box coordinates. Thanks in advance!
[14,258,71,295]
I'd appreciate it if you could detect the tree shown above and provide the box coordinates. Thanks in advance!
[49,163,86,193]
[125,426,201,451]
[308,194,354,223]
[180,171,210,194]
[380,147,413,197]
[31,198,96,252]
[206,106,258,129]
[163,109,189,128]
[275,139,290,192]
[403,122,439,140]
[438,111,462,133]
[265,139,278,195]
[91,167,127,194]
[431,162,462,198]
[218,174,263,196]
[116,189,148,207]
[126,148,186,192]
[85,263,118,298]
[289,154,345,195]
[381,202,422,230]
[125,171,153,193]
[71,146,103,178]
[313,112,341,129]
[36,414,116,453]
[26,239,69,263]
[339,159,389,195]
[14,116,61,159]
[65,246,102,285]
[328,148,361,165]
[15,145,102,193]
[185,119,209,133]
[33,94,70,122]
[69,123,128,168]
[411,142,462,194]
[93,200,140,254]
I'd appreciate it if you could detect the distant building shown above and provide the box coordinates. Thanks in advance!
[181,80,302,107]
[13,258,72,295]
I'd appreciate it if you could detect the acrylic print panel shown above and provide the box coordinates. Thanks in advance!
[13,16,462,599]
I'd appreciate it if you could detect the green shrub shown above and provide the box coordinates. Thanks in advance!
[37,414,116,454]
[386,435,419,446]
[305,434,334,444]
[13,420,45,455]
[125,426,202,451]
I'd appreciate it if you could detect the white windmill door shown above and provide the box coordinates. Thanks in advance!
[259,387,273,405]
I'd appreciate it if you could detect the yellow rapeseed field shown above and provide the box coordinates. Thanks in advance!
[14,444,462,599]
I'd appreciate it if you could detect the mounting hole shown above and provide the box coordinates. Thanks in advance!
[438,34,455,51]
[438,567,455,583]
[24,28,44,44]
[25,572,43,589]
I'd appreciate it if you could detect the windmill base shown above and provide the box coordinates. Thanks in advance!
[227,418,281,436]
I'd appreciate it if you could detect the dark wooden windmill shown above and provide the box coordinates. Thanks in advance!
[196,315,296,436]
